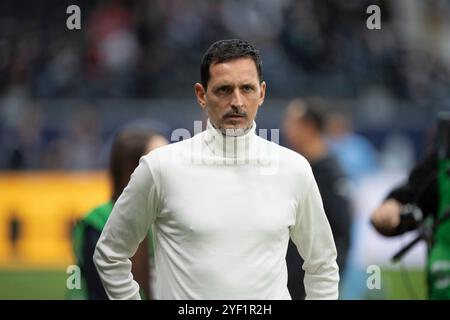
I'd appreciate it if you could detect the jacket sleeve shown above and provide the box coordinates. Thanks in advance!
[382,151,437,236]
[94,158,160,300]
[290,167,340,300]
[83,225,108,299]
[387,151,437,216]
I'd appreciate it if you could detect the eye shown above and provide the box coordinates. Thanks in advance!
[215,86,232,94]
[242,85,254,93]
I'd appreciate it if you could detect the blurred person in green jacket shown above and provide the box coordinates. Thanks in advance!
[371,114,450,299]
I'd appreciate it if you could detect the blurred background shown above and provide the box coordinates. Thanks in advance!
[1,0,449,299]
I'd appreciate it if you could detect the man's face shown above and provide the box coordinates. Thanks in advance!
[282,108,311,152]
[195,57,266,133]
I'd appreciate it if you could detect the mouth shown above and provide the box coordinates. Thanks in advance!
[224,115,246,121]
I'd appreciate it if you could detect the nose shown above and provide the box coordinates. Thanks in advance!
[230,88,244,107]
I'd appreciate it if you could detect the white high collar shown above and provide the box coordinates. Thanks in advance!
[202,119,257,160]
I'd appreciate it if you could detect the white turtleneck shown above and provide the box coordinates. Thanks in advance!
[94,120,339,300]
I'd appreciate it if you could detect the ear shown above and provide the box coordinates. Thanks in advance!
[194,83,207,110]
[258,81,266,108]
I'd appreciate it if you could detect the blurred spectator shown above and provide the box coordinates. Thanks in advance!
[6,103,45,169]
[62,104,102,170]
[86,0,140,97]
[71,121,168,299]
[282,98,352,299]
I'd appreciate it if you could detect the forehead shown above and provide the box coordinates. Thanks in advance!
[209,57,259,84]
[284,106,308,125]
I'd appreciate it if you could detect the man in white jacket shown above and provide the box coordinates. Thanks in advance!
[94,39,339,300]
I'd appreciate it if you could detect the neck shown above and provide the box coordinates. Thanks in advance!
[203,119,257,159]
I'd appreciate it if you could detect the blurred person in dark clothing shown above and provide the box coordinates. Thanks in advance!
[282,98,352,299]
[71,124,168,299]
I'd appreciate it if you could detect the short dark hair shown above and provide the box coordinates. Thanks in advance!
[289,98,328,133]
[200,39,263,89]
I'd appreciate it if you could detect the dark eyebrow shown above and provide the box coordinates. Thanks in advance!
[212,84,233,91]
